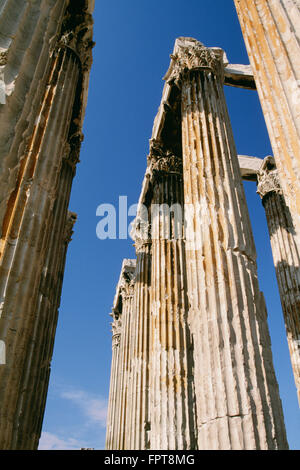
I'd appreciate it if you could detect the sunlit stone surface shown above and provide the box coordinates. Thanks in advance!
[257,157,300,406]
[234,0,300,250]
[0,0,94,449]
[106,38,289,450]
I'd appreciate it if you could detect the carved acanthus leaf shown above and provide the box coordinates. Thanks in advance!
[148,139,183,177]
[112,333,121,348]
[134,237,152,254]
[257,156,282,199]
[58,10,95,71]
[63,131,84,169]
[119,271,136,299]
[64,211,77,244]
[167,43,222,87]
[132,218,152,253]
[111,313,122,348]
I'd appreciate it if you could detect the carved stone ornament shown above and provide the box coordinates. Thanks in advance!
[167,43,222,87]
[112,333,121,348]
[120,277,135,300]
[148,139,183,177]
[64,211,77,244]
[134,237,152,254]
[132,219,152,253]
[111,315,122,347]
[257,156,282,199]
[58,11,95,71]
[0,51,8,66]
[63,131,84,169]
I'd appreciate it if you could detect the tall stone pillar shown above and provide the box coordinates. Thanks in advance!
[168,37,288,449]
[31,210,77,449]
[106,259,136,450]
[148,140,196,450]
[0,1,94,449]
[125,225,152,450]
[115,265,135,450]
[10,130,83,449]
[257,156,300,405]
[234,0,300,239]
[106,309,122,450]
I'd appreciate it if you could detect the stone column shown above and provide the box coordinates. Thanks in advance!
[115,271,135,450]
[0,2,94,449]
[32,210,77,449]
[169,37,288,449]
[0,0,68,231]
[148,140,196,450]
[0,45,80,451]
[14,207,77,451]
[125,225,152,450]
[105,259,136,450]
[234,0,300,239]
[257,156,300,405]
[10,130,82,450]
[105,310,122,450]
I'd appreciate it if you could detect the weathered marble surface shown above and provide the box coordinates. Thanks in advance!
[106,37,289,450]
[234,0,300,248]
[257,157,300,406]
[0,0,94,449]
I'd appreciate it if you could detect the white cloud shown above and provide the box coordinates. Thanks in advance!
[60,388,108,427]
[39,431,87,450]
[39,385,108,450]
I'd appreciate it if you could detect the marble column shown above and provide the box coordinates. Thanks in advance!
[106,309,123,450]
[125,224,152,450]
[106,259,136,450]
[32,210,77,449]
[168,37,288,449]
[234,0,300,240]
[148,140,196,450]
[257,156,300,405]
[115,269,135,450]
[0,1,94,449]
[14,134,81,450]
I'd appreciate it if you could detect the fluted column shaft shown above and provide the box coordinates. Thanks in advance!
[0,46,80,450]
[33,210,77,449]
[16,157,78,450]
[106,262,135,450]
[125,239,151,450]
[234,0,300,240]
[106,313,122,450]
[0,1,94,448]
[148,146,196,450]
[176,41,288,449]
[0,0,68,231]
[257,157,300,405]
[115,288,134,449]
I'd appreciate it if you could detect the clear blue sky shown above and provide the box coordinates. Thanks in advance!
[39,0,300,450]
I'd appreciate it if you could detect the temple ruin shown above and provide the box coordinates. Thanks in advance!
[106,2,300,449]
[0,0,299,452]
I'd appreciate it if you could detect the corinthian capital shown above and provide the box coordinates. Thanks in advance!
[64,211,77,244]
[164,38,224,87]
[148,139,183,177]
[63,131,84,169]
[58,5,95,71]
[110,310,122,347]
[131,217,151,253]
[134,222,152,254]
[257,156,282,199]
